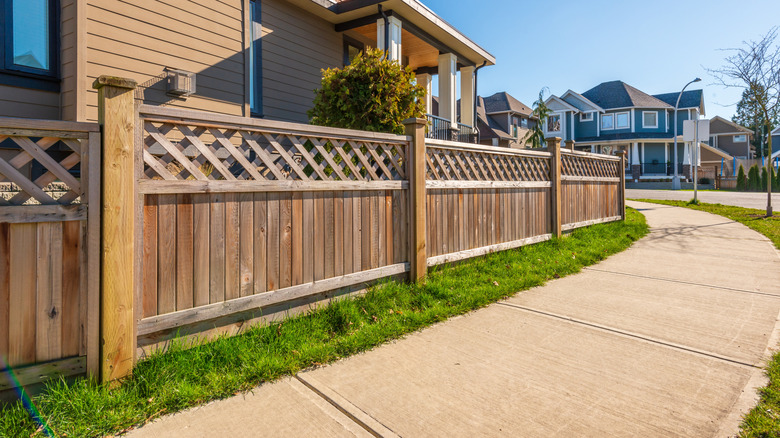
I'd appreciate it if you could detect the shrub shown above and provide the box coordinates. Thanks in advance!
[775,165,780,192]
[762,166,769,191]
[308,47,426,135]
[698,177,710,185]
[736,165,747,191]
[748,165,761,191]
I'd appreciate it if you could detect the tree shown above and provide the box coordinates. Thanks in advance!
[733,87,779,157]
[523,89,551,149]
[308,47,426,135]
[748,164,761,191]
[710,27,780,215]
[736,165,747,191]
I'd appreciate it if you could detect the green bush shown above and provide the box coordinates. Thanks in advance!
[748,165,761,191]
[308,47,426,135]
[737,165,747,191]
[698,177,710,185]
[762,166,769,191]
[775,165,780,192]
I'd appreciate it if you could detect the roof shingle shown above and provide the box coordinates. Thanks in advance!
[581,81,672,110]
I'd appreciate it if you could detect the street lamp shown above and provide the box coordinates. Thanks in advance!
[672,77,702,190]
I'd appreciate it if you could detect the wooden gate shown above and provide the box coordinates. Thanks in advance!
[0,118,100,398]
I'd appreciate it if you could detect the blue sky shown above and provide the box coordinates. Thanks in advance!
[422,0,780,120]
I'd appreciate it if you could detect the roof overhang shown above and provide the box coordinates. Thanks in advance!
[711,116,753,134]
[561,90,604,113]
[701,142,732,160]
[772,126,780,135]
[544,95,580,113]
[291,0,495,67]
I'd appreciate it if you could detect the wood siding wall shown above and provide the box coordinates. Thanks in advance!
[0,85,59,119]
[261,0,342,123]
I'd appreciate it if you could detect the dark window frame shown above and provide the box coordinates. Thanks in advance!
[0,0,60,91]
[343,35,364,66]
[249,0,262,117]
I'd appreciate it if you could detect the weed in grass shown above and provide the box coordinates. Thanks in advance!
[0,209,648,438]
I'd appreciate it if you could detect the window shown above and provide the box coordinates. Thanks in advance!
[547,114,561,132]
[734,134,747,143]
[642,111,658,129]
[0,0,59,90]
[521,118,528,128]
[249,0,262,116]
[512,116,520,137]
[580,112,593,122]
[601,113,614,130]
[615,112,630,129]
[343,36,364,66]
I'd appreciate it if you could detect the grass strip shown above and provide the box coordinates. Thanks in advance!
[632,198,780,437]
[0,209,647,437]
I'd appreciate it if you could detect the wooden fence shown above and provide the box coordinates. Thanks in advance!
[0,118,100,398]
[1,76,625,390]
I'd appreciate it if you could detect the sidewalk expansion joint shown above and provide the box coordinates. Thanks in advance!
[294,375,401,438]
[584,267,780,299]
[497,302,759,369]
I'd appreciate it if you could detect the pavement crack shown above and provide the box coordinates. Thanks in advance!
[496,302,759,370]
[583,267,780,299]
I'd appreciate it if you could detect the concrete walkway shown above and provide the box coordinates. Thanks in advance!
[128,202,780,437]
[628,188,780,210]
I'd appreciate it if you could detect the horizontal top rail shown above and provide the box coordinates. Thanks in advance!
[139,105,410,144]
[0,117,100,139]
[426,138,552,158]
[561,149,621,162]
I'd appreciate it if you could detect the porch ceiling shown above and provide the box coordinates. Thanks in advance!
[352,22,439,70]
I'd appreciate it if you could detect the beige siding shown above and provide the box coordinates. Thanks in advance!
[0,85,59,119]
[261,0,342,123]
[84,0,247,121]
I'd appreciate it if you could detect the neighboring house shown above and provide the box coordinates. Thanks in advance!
[707,116,753,159]
[543,80,730,181]
[772,126,780,159]
[475,92,536,148]
[0,0,494,133]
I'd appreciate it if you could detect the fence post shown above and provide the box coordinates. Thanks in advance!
[564,139,575,152]
[619,152,626,220]
[93,75,137,383]
[403,118,427,282]
[546,137,562,238]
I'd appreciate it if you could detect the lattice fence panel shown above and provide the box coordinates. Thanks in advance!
[0,135,85,206]
[141,121,407,182]
[425,147,550,182]
[561,153,620,178]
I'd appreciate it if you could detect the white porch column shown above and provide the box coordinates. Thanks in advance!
[459,66,475,128]
[590,145,596,153]
[438,53,457,128]
[377,16,402,61]
[631,142,640,166]
[683,142,691,165]
[417,73,432,115]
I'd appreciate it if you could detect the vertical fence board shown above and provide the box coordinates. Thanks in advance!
[253,193,267,294]
[314,192,325,281]
[361,191,371,270]
[324,192,335,279]
[292,192,303,286]
[157,195,176,314]
[225,193,241,301]
[0,223,8,360]
[302,192,314,283]
[176,194,194,311]
[142,196,158,317]
[353,191,362,273]
[280,193,292,289]
[239,193,255,297]
[334,194,344,277]
[343,192,353,274]
[9,223,36,366]
[385,191,393,264]
[377,190,385,268]
[209,194,226,303]
[266,193,281,291]
[193,194,210,306]
[61,221,81,357]
[35,222,62,362]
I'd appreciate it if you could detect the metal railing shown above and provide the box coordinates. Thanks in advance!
[425,114,452,141]
[456,123,478,144]
[640,162,683,175]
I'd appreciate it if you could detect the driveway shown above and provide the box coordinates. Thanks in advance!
[129,201,780,437]
[628,188,780,210]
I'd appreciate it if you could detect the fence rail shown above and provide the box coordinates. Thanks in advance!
[0,75,626,391]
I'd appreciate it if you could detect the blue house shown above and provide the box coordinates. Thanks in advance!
[544,81,728,181]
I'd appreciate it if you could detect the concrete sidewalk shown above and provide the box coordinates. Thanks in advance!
[627,188,780,210]
[128,201,780,437]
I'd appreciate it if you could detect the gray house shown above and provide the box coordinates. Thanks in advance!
[476,92,536,148]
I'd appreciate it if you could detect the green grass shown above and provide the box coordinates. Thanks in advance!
[632,198,780,437]
[0,209,648,438]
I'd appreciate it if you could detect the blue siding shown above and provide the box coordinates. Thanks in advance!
[601,110,631,134]
[574,112,598,140]
[773,135,780,154]
[673,110,691,135]
[643,143,666,164]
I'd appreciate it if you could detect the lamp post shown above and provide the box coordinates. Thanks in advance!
[672,77,701,190]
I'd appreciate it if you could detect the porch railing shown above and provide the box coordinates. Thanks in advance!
[426,114,452,141]
[456,123,478,144]
[640,162,683,176]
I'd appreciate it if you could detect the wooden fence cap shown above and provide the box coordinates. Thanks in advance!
[92,75,137,90]
[402,118,428,126]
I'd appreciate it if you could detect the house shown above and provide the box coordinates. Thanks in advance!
[706,116,753,159]
[0,0,494,135]
[475,92,536,148]
[543,80,731,181]
[772,126,780,159]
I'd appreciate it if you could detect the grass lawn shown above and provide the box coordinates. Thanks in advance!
[631,198,780,437]
[0,209,647,438]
